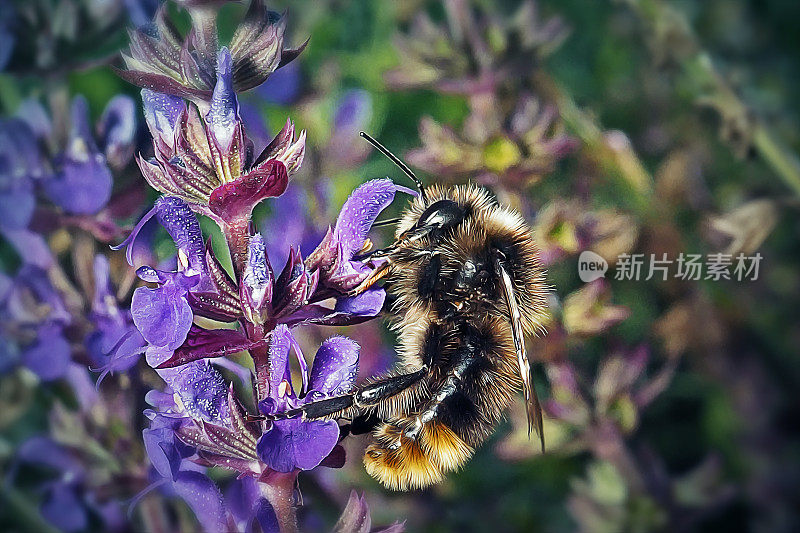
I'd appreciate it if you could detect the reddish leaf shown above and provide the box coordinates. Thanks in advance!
[156,325,262,368]
[208,159,288,221]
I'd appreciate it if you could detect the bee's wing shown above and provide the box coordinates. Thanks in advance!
[497,260,545,452]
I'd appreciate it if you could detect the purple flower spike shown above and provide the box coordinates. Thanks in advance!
[257,325,359,473]
[142,89,186,147]
[207,47,239,151]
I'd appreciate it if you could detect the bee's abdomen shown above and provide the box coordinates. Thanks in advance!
[364,316,519,490]
[363,419,473,491]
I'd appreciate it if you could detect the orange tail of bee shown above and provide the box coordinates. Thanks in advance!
[363,420,474,491]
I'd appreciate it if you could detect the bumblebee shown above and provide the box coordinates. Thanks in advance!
[280,133,549,490]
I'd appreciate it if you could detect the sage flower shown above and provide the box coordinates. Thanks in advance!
[256,325,358,473]
[120,0,306,102]
[138,48,305,222]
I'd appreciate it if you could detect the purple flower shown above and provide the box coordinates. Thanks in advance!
[87,255,147,383]
[307,178,414,292]
[158,360,231,424]
[335,89,372,134]
[256,60,302,105]
[0,118,42,230]
[21,323,72,381]
[43,97,113,215]
[119,1,305,101]
[324,90,374,170]
[256,325,358,473]
[97,95,138,169]
[11,437,125,533]
[124,0,160,29]
[138,362,277,533]
[141,411,228,533]
[113,196,208,362]
[142,88,187,149]
[0,264,71,381]
[225,477,281,533]
[137,48,304,220]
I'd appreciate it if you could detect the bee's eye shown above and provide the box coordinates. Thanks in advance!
[403,200,465,244]
[418,200,463,229]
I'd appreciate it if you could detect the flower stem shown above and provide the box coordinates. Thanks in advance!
[249,340,272,405]
[259,471,299,533]
[223,218,250,283]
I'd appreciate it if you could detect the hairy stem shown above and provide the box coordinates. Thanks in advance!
[223,218,251,283]
[260,471,299,533]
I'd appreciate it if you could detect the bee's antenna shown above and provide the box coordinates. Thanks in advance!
[359,131,426,199]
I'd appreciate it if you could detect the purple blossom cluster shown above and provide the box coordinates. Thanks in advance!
[1,2,405,531]
[100,4,408,531]
[0,93,142,383]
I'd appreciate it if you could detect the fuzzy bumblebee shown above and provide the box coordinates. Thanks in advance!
[277,135,549,490]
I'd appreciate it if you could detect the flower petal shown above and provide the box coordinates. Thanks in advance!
[256,418,339,472]
[143,425,183,480]
[334,288,385,317]
[333,178,399,259]
[142,89,186,146]
[158,361,230,424]
[99,95,137,168]
[255,498,280,533]
[45,153,112,215]
[131,284,194,350]
[21,326,71,382]
[153,196,207,275]
[172,471,227,533]
[41,484,87,533]
[307,336,359,398]
[266,324,293,400]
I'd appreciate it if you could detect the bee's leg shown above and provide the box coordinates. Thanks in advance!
[275,368,427,420]
[404,344,478,441]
